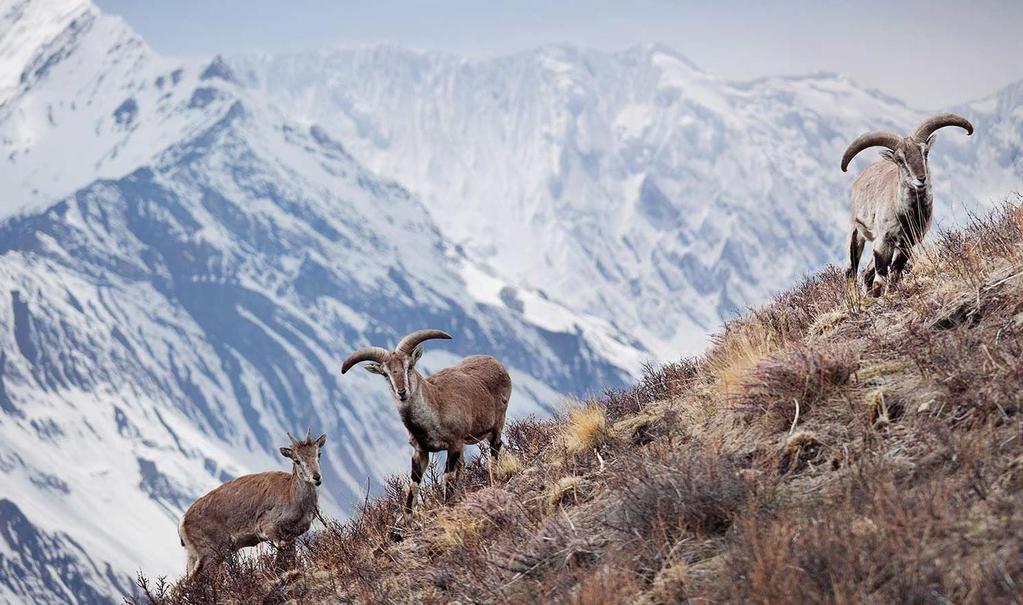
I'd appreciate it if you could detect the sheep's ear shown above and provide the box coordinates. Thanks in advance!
[279,447,294,459]
[364,363,386,376]
[924,133,937,154]
[879,149,897,163]
[409,345,424,367]
[316,434,327,448]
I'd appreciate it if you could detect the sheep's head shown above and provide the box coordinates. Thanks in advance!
[341,329,452,402]
[841,113,974,191]
[882,136,931,192]
[280,429,327,486]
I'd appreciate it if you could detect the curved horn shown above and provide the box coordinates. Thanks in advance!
[395,329,452,355]
[286,431,298,446]
[340,346,389,374]
[841,131,902,172]
[305,427,312,442]
[912,112,974,142]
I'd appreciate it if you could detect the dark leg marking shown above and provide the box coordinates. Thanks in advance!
[443,447,463,503]
[846,229,865,279]
[406,449,428,514]
[890,248,910,289]
[871,244,894,297]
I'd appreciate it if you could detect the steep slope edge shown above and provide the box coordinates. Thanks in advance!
[137,200,1023,604]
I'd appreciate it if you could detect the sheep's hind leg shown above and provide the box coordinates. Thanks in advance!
[188,552,211,580]
[481,430,504,485]
[846,228,866,280]
[185,552,198,578]
[272,538,296,571]
[489,419,504,460]
[443,445,464,504]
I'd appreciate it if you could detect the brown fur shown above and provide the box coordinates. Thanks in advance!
[342,332,512,534]
[841,114,973,295]
[178,433,326,577]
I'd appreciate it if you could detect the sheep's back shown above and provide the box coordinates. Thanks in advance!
[182,471,292,540]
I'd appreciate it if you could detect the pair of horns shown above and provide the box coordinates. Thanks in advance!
[340,329,452,374]
[840,113,974,172]
[286,428,313,444]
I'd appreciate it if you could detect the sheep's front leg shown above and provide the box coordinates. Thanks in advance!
[405,447,429,522]
[870,241,894,297]
[392,447,429,541]
[863,260,876,293]
[889,248,911,289]
[443,444,464,503]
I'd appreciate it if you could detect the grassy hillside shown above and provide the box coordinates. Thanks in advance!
[131,201,1023,604]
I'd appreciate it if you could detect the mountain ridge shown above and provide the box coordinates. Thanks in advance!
[0,3,639,603]
[0,2,1021,603]
[234,44,1019,361]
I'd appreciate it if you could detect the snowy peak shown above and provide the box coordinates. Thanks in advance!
[0,0,96,97]
[0,6,641,604]
[1,2,1021,603]
[234,46,1023,363]
[0,1,249,218]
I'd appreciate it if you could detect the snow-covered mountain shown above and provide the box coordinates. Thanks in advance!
[236,45,1023,358]
[2,0,1022,602]
[0,2,635,603]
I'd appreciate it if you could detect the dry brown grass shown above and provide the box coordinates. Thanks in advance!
[130,202,1023,605]
[491,450,524,481]
[707,317,786,396]
[546,475,586,508]
[561,403,610,455]
[433,507,485,550]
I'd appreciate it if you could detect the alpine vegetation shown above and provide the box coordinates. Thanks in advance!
[341,330,512,534]
[131,201,1023,604]
[840,113,974,295]
[177,431,327,577]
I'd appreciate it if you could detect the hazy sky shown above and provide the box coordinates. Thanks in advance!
[95,0,1023,108]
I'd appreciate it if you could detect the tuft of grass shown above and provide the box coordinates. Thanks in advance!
[546,475,586,508]
[434,508,485,550]
[562,403,610,455]
[707,317,785,395]
[807,309,849,337]
[492,450,523,480]
[611,410,659,444]
[606,449,748,547]
[737,343,859,433]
